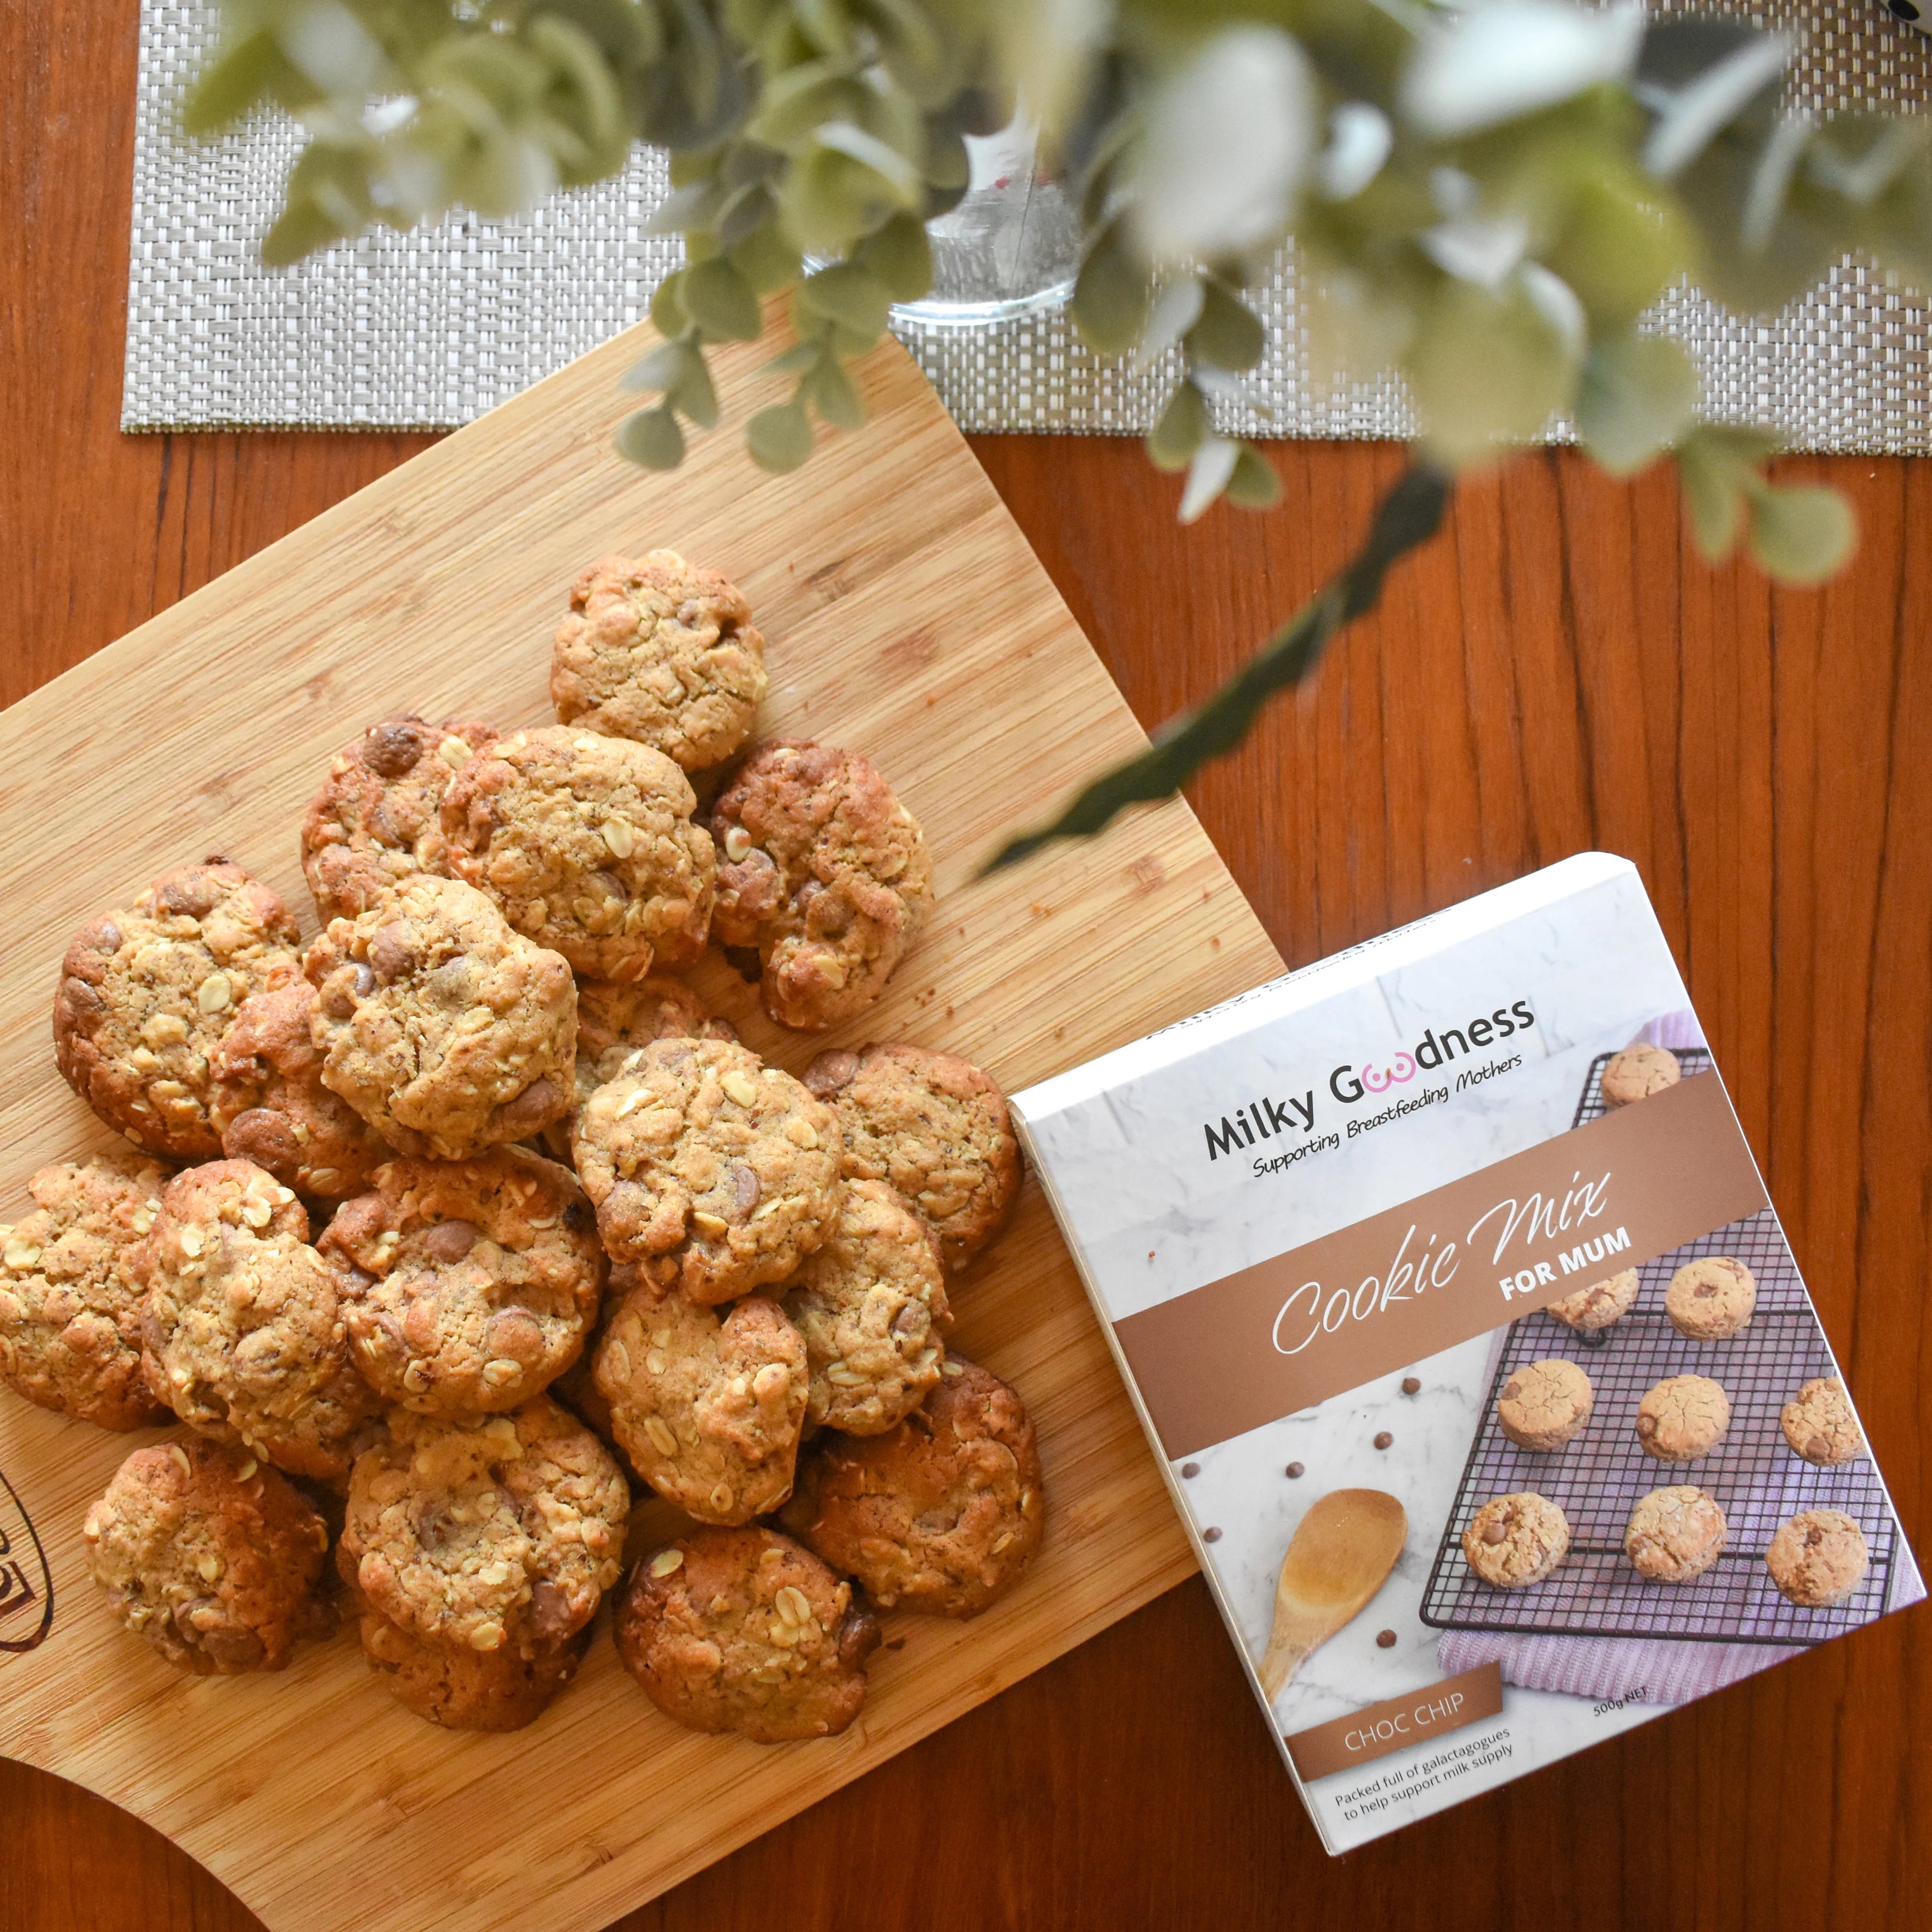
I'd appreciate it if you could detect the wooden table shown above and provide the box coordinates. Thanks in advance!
[4,9,1928,1929]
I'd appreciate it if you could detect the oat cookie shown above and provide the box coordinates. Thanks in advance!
[341,1397,628,1656]
[614,1525,880,1742]
[1460,1493,1570,1588]
[1546,1267,1640,1334]
[1766,1508,1869,1607]
[321,1148,604,1417]
[784,1180,951,1436]
[54,859,303,1159]
[544,973,735,1160]
[780,1355,1043,1618]
[570,1037,840,1300]
[1665,1256,1757,1341]
[305,874,577,1162]
[140,1160,383,1481]
[804,1043,1020,1271]
[1624,1486,1727,1582]
[1496,1358,1594,1452]
[711,742,934,1031]
[209,978,390,1198]
[359,1606,591,1731]
[593,1272,806,1523]
[82,1439,334,1674]
[300,715,498,923]
[0,1151,172,1430]
[1635,1374,1731,1461]
[441,724,715,981]
[1780,1376,1864,1467]
[1600,1043,1682,1106]
[551,552,768,772]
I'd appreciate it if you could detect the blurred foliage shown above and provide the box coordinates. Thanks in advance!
[189,1,1918,859]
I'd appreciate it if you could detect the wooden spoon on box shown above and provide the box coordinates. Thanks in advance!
[1258,1489,1408,1699]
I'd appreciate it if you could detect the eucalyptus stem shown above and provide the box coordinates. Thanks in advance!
[979,462,1453,875]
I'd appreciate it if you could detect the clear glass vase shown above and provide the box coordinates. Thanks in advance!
[893,117,1079,327]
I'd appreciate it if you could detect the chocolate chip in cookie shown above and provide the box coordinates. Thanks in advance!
[780,1354,1043,1618]
[300,715,499,923]
[82,1438,335,1674]
[441,724,716,982]
[321,1147,604,1417]
[0,1150,172,1430]
[551,552,768,773]
[804,1042,1021,1270]
[304,874,578,1162]
[614,1524,880,1742]
[710,741,934,1031]
[54,858,303,1159]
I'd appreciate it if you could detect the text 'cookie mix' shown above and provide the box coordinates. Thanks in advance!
[1011,853,1921,1855]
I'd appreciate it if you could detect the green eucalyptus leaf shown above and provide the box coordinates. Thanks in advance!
[1187,279,1265,374]
[1146,380,1211,471]
[1134,276,1204,372]
[1225,444,1284,511]
[1575,334,1700,476]
[1675,435,1749,560]
[922,123,970,192]
[761,340,827,377]
[808,353,867,430]
[670,351,721,429]
[716,181,775,247]
[651,271,690,340]
[814,120,926,205]
[616,406,686,469]
[1179,436,1241,524]
[857,211,933,302]
[647,177,726,236]
[683,256,763,341]
[729,224,804,293]
[182,31,296,136]
[797,262,892,337]
[1071,221,1151,358]
[620,339,695,395]
[1746,483,1857,585]
[793,0,856,62]
[747,399,816,471]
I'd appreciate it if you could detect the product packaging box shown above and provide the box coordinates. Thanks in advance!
[1010,853,1921,1851]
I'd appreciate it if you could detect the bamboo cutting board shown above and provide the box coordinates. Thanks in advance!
[0,316,1281,1932]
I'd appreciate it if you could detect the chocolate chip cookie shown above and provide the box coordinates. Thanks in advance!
[803,1043,1020,1271]
[1624,1485,1727,1582]
[359,1604,591,1731]
[710,742,934,1030]
[209,979,390,1198]
[320,1148,604,1417]
[784,1179,951,1435]
[300,715,499,923]
[550,552,768,773]
[82,1438,334,1674]
[441,724,715,981]
[1546,1267,1640,1334]
[614,1525,880,1742]
[1780,1376,1864,1467]
[1766,1508,1869,1607]
[1495,1358,1594,1452]
[779,1355,1043,1618]
[342,1398,629,1657]
[1635,1374,1731,1461]
[54,858,303,1159]
[570,1037,840,1301]
[1600,1043,1682,1106]
[1665,1256,1757,1341]
[140,1160,384,1481]
[305,874,578,1162]
[593,1271,806,1523]
[0,1150,172,1430]
[1460,1493,1570,1588]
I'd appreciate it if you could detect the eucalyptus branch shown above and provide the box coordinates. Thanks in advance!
[978,463,1452,876]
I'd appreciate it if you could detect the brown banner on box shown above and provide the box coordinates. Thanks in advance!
[1285,1663,1505,1781]
[1116,1072,1766,1457]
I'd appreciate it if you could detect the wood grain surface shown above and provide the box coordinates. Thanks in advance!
[4,3,1929,1930]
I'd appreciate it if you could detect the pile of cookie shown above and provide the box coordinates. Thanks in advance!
[0,551,1044,1741]
[1459,1044,1870,1612]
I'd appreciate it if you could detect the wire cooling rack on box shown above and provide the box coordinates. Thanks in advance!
[1420,1058,1897,1646]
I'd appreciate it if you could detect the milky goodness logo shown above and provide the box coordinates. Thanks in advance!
[0,1463,53,1652]
[1203,999,1538,1161]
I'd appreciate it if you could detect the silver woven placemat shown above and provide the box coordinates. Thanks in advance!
[125,0,1932,451]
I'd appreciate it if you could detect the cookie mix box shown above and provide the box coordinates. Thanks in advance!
[1009,853,1922,1852]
